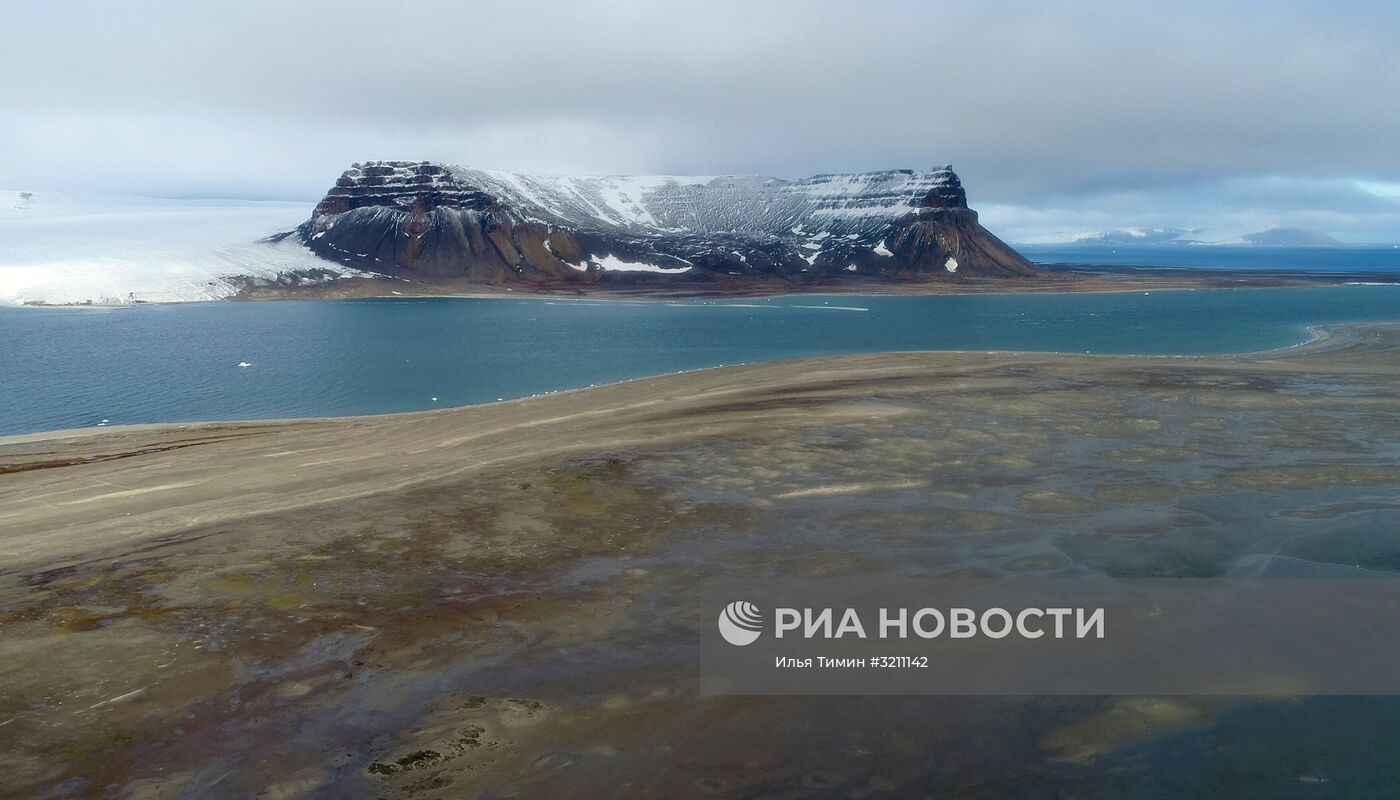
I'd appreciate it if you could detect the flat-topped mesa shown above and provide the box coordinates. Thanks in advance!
[919,165,968,209]
[312,162,494,216]
[299,161,1037,286]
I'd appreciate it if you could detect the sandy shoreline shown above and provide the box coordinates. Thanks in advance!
[0,322,1384,572]
[0,316,1349,450]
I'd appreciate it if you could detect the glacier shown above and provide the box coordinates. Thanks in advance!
[0,191,365,306]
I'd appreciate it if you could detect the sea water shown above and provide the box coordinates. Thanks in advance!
[3,286,1400,436]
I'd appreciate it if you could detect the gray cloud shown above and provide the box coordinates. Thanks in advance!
[3,0,1399,238]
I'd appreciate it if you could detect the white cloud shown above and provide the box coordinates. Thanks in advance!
[1355,180,1400,199]
[1,1,1398,239]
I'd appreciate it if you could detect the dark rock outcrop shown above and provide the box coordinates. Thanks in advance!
[298,162,1036,287]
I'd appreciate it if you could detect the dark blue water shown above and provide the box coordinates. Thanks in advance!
[4,287,1400,436]
[1021,243,1400,272]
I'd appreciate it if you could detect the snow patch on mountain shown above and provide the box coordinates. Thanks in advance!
[568,254,693,273]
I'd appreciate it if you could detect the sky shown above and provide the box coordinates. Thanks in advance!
[3,0,1400,243]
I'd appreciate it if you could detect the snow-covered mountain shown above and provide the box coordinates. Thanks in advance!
[333,165,965,236]
[0,191,365,305]
[1024,225,1352,248]
[1026,227,1198,245]
[301,161,1036,286]
[1240,227,1342,246]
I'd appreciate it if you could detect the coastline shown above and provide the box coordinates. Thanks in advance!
[0,321,1385,569]
[13,263,1400,308]
[232,264,1400,303]
[0,312,1366,446]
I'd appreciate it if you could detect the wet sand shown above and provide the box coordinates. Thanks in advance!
[4,324,1400,797]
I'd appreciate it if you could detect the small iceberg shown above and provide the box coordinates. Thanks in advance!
[237,361,251,368]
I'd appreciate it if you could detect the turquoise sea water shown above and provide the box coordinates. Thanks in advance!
[4,286,1400,437]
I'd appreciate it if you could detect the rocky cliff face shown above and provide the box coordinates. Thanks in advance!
[299,162,1037,287]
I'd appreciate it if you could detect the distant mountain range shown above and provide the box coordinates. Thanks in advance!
[1033,228,1200,245]
[1029,225,1345,247]
[1239,227,1343,246]
[296,161,1037,287]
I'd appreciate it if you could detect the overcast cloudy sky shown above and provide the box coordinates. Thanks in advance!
[4,0,1400,242]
